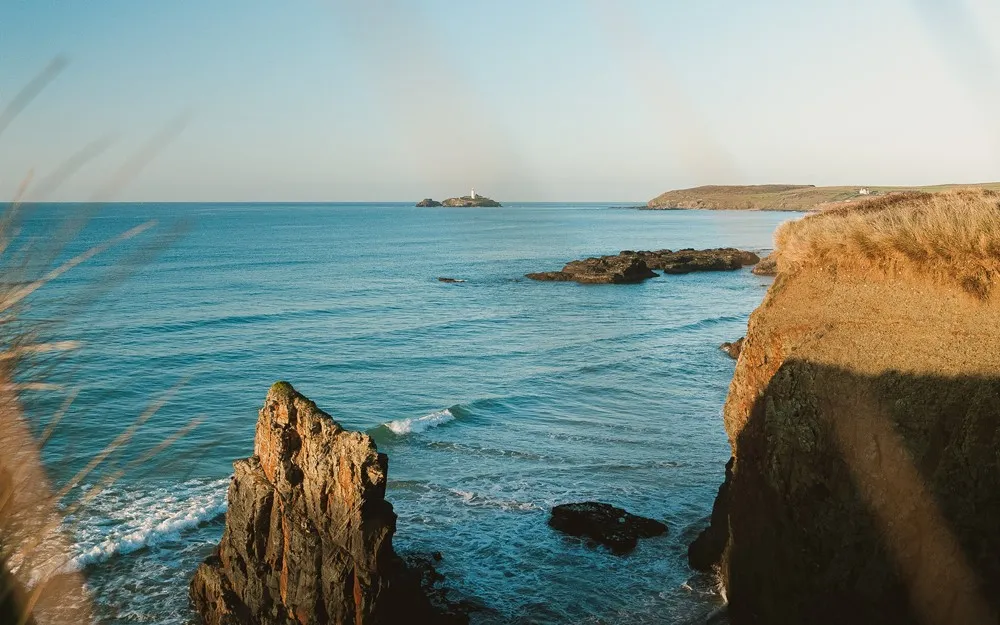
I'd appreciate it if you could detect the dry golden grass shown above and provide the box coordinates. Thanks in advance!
[774,189,1000,300]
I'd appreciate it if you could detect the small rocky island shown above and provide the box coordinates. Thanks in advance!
[527,248,760,284]
[417,189,501,208]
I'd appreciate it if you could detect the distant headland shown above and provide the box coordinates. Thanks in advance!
[645,182,1000,211]
[417,188,501,207]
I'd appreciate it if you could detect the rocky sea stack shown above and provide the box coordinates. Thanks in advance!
[416,199,442,207]
[705,190,1000,624]
[190,382,461,625]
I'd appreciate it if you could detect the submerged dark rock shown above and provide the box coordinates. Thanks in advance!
[720,338,745,360]
[526,256,657,284]
[548,502,667,554]
[688,457,733,572]
[417,198,443,207]
[190,382,462,625]
[437,277,466,283]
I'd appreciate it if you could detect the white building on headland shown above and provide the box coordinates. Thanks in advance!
[858,188,871,195]
[471,187,477,199]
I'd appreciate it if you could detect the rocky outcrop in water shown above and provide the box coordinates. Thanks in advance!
[526,255,657,284]
[711,194,1000,624]
[417,199,443,207]
[751,252,777,276]
[526,249,758,284]
[190,382,462,625]
[441,196,501,207]
[548,502,667,554]
[630,248,759,274]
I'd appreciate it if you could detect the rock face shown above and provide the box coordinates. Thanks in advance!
[526,249,758,284]
[548,502,667,554]
[190,382,457,625]
[526,255,657,284]
[687,457,732,572]
[416,199,442,207]
[713,194,1000,624]
[751,252,777,276]
[441,196,501,207]
[630,248,759,274]
[719,338,744,359]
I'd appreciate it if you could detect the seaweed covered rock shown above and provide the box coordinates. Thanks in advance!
[190,382,462,625]
[548,502,666,554]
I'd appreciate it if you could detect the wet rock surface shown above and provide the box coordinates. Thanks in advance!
[190,382,463,625]
[548,502,667,554]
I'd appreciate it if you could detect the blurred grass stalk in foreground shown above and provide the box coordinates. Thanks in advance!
[0,56,198,624]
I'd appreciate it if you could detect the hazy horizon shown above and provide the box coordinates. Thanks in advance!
[3,0,1000,203]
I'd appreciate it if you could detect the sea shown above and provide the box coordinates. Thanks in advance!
[20,202,800,624]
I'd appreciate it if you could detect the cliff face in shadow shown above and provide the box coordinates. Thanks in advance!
[191,382,455,625]
[711,190,1000,625]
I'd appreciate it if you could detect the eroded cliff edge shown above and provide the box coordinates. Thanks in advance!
[191,382,457,625]
[708,191,1000,625]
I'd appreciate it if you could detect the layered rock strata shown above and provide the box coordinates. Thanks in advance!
[191,382,457,625]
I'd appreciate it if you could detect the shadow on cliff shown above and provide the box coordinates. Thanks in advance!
[709,359,1000,625]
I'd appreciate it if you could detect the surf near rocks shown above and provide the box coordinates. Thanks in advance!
[190,382,465,625]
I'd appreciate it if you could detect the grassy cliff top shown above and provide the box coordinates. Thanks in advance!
[647,183,1000,211]
[773,189,1000,300]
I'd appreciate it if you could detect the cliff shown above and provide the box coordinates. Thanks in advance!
[708,190,1000,624]
[190,382,458,625]
[645,182,1000,211]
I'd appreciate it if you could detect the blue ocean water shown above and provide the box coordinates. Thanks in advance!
[24,202,798,624]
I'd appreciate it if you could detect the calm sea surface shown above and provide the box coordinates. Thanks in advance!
[24,202,799,624]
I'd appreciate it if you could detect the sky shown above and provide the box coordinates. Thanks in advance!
[1,0,1000,202]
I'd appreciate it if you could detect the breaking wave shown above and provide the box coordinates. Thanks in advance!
[383,408,457,435]
[65,478,229,571]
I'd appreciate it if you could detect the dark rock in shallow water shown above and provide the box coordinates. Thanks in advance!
[526,256,658,284]
[527,248,759,284]
[437,277,466,283]
[417,198,443,207]
[190,382,462,625]
[629,248,760,274]
[548,502,667,554]
[720,337,745,360]
[688,457,733,572]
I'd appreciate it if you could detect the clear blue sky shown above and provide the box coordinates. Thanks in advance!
[2,0,999,201]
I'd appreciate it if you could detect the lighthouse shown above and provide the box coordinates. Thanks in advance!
[471,187,477,200]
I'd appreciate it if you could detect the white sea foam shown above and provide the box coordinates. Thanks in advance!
[384,408,456,435]
[64,477,229,571]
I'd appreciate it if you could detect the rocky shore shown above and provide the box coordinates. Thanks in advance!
[701,190,1000,624]
[190,382,464,625]
[526,248,760,284]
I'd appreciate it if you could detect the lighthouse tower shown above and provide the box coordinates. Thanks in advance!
[471,187,477,200]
